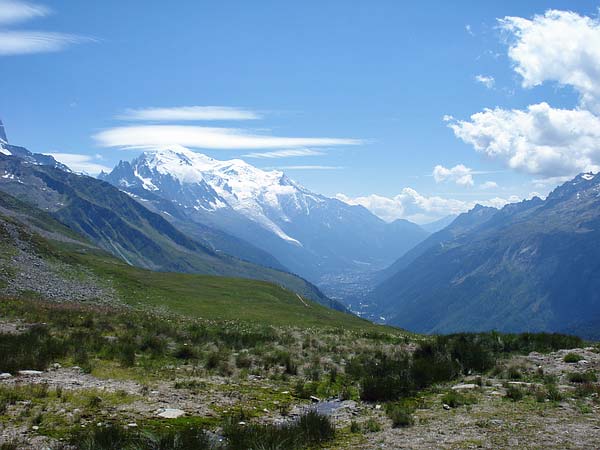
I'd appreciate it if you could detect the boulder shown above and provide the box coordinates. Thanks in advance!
[157,408,185,419]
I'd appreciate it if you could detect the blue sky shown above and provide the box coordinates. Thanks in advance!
[1,0,599,223]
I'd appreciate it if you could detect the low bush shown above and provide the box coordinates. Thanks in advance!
[505,385,524,401]
[441,391,477,408]
[385,403,414,428]
[0,325,64,373]
[223,411,334,449]
[567,371,597,383]
[72,423,212,450]
[563,353,583,363]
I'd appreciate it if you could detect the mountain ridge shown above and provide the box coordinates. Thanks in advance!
[100,147,430,286]
[0,150,342,310]
[371,172,600,338]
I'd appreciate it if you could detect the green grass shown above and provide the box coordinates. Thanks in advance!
[0,195,400,332]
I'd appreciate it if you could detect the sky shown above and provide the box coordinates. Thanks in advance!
[1,0,600,223]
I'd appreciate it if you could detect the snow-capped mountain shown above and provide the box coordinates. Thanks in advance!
[0,120,8,144]
[0,120,70,171]
[100,146,429,286]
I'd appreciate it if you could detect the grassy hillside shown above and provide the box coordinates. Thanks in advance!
[0,191,382,331]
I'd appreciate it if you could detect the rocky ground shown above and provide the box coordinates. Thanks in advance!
[0,220,117,304]
[1,345,599,449]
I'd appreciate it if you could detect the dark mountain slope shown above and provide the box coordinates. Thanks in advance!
[376,205,498,283]
[372,174,600,338]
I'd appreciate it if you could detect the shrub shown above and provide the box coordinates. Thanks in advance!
[505,385,524,401]
[173,345,197,360]
[205,351,221,370]
[507,367,523,380]
[235,353,252,369]
[385,403,414,428]
[140,425,211,450]
[73,423,212,450]
[364,418,381,433]
[0,325,64,373]
[0,440,20,450]
[567,371,597,383]
[223,411,334,449]
[574,383,600,398]
[441,391,477,408]
[534,387,547,403]
[75,423,130,450]
[546,384,563,402]
[563,353,583,363]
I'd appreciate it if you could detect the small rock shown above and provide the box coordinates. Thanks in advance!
[451,383,477,390]
[157,408,186,419]
[52,363,61,370]
[238,421,246,426]
[127,423,137,428]
[32,426,39,431]
[375,404,382,410]
[310,396,321,403]
[443,404,451,410]
[18,370,43,376]
[0,373,12,379]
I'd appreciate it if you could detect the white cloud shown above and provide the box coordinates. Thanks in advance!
[500,10,600,113]
[243,149,325,159]
[433,164,474,186]
[480,181,498,189]
[0,1,91,56]
[118,106,261,122]
[93,125,361,150]
[450,10,600,181]
[475,74,495,89]
[335,189,521,224]
[0,31,89,55]
[465,24,474,36]
[0,0,48,24]
[272,165,343,170]
[47,153,111,175]
[448,102,600,178]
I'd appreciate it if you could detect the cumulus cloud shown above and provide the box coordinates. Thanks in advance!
[118,106,261,122]
[46,153,111,175]
[449,10,600,181]
[433,164,474,186]
[335,189,521,224]
[499,10,600,113]
[0,1,90,55]
[448,102,600,177]
[93,125,361,150]
[475,74,495,89]
[243,149,325,159]
[0,0,48,24]
[480,181,498,189]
